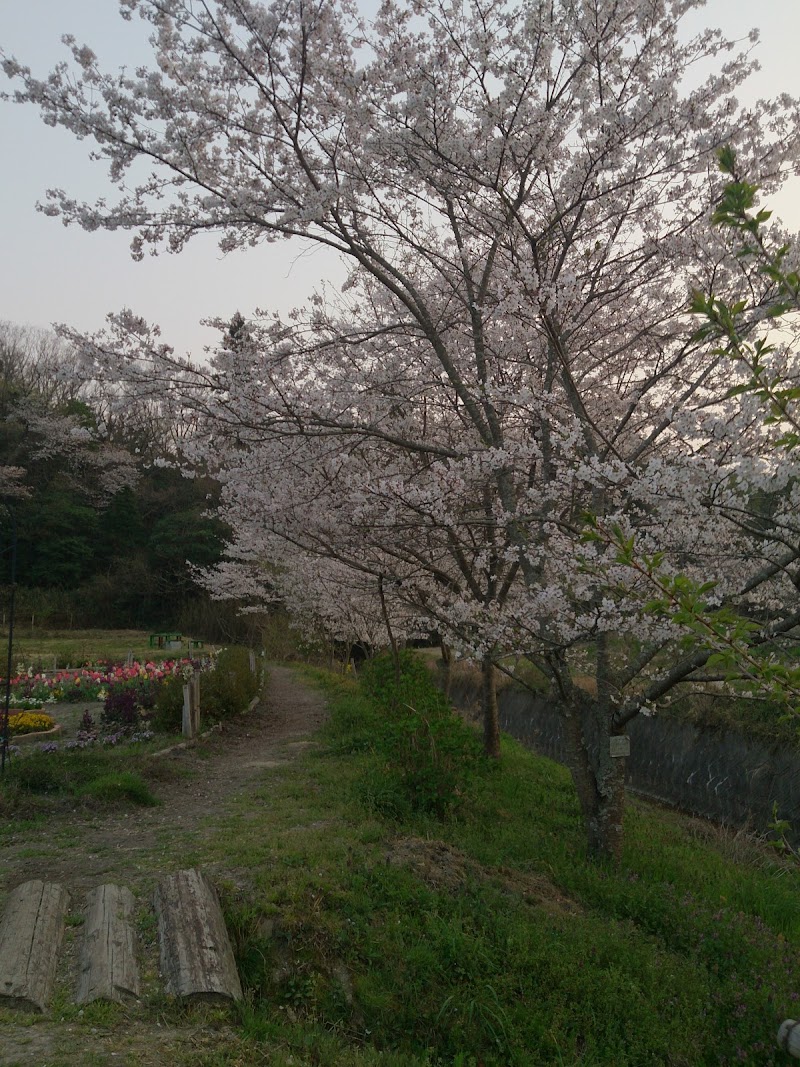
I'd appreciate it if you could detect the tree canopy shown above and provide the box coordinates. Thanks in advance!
[0,322,230,630]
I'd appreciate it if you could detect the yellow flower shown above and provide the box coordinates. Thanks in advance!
[8,712,56,736]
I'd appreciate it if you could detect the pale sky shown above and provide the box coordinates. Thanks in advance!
[1,0,799,361]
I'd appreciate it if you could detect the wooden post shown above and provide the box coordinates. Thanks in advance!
[248,650,256,674]
[182,684,193,738]
[191,670,201,735]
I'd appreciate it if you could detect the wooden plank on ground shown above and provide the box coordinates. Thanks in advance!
[154,869,242,1002]
[0,880,69,1012]
[76,884,140,1004]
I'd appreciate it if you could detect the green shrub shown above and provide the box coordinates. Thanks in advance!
[357,651,485,820]
[149,647,262,732]
[360,649,451,715]
[77,771,159,806]
[151,674,185,733]
[3,749,159,809]
[202,646,261,721]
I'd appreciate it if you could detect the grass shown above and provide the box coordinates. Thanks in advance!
[192,666,800,1067]
[4,627,208,670]
[2,658,800,1065]
[77,770,161,806]
[0,743,162,814]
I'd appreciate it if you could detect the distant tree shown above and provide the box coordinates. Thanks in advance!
[0,322,228,625]
[0,322,85,418]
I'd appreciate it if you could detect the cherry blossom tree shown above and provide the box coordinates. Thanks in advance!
[0,322,138,500]
[5,0,800,861]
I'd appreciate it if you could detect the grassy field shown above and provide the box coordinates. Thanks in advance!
[2,657,799,1065]
[3,628,209,671]
[207,666,800,1066]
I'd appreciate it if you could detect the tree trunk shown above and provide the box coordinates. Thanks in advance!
[585,749,626,865]
[480,655,500,759]
[559,694,627,865]
[441,641,453,700]
[377,575,401,685]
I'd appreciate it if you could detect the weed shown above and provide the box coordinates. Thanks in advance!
[357,652,486,819]
[0,746,163,812]
[151,674,185,733]
[77,771,160,806]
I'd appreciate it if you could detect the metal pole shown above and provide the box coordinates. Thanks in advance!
[1,503,16,774]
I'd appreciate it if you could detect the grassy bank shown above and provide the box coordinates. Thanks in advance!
[197,664,800,1067]
[1,658,798,1065]
[0,738,166,818]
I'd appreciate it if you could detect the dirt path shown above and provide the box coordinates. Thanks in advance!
[1,666,328,898]
[0,667,329,1067]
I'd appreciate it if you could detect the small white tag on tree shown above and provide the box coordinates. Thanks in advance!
[610,736,630,758]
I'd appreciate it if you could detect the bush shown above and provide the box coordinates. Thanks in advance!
[149,648,261,732]
[358,651,485,820]
[201,646,261,721]
[150,674,185,734]
[101,687,141,732]
[77,771,159,806]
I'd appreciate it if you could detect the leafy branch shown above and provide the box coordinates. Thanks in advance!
[581,514,800,713]
[690,147,800,449]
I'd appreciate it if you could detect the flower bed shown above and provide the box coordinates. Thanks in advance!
[12,724,62,744]
[2,658,202,707]
[5,698,46,712]
[8,711,57,736]
[2,648,254,745]
[38,728,154,753]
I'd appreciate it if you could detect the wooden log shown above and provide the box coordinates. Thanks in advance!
[154,869,242,1002]
[779,1020,800,1058]
[76,885,140,1005]
[0,880,69,1012]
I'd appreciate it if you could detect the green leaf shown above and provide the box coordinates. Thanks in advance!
[717,145,737,175]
